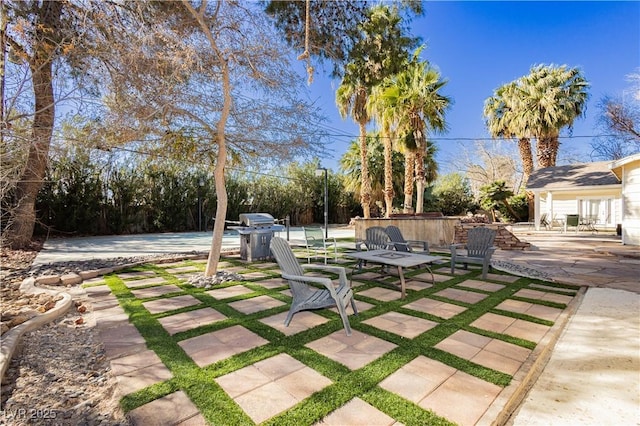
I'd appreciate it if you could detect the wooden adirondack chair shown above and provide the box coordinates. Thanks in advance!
[450,227,497,279]
[270,237,357,335]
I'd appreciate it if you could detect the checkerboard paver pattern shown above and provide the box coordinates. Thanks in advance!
[86,251,579,426]
[435,330,531,375]
[206,284,253,299]
[317,397,398,425]
[404,297,468,319]
[142,294,202,314]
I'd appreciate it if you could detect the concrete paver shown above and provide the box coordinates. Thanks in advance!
[216,353,333,424]
[178,325,269,368]
[317,397,398,426]
[362,311,438,338]
[305,330,397,371]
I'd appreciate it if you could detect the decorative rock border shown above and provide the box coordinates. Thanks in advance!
[0,251,238,382]
[0,279,72,380]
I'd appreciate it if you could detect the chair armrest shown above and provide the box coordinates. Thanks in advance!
[406,239,429,252]
[302,264,348,284]
[281,272,339,297]
[355,240,366,251]
[324,236,337,246]
[392,241,411,251]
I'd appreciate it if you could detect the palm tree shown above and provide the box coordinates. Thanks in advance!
[517,64,589,168]
[336,83,373,218]
[340,134,404,216]
[370,51,450,214]
[335,5,417,218]
[484,81,535,187]
[366,92,397,217]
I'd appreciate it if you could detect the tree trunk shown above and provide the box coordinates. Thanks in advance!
[5,5,59,248]
[517,137,534,187]
[382,126,393,218]
[536,135,557,168]
[183,1,230,277]
[403,151,415,213]
[358,120,371,218]
[503,199,521,221]
[414,144,425,214]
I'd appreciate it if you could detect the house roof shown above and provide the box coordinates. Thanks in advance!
[610,152,640,179]
[527,161,621,190]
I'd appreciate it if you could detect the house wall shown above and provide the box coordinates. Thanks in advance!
[537,188,621,229]
[621,159,640,245]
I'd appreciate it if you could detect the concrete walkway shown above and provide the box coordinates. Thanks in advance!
[32,228,640,425]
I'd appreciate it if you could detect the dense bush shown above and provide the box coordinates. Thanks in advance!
[34,150,361,236]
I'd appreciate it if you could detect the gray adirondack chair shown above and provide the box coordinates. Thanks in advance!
[360,226,395,250]
[303,227,337,264]
[353,226,395,270]
[450,227,497,279]
[270,237,357,335]
[385,225,429,253]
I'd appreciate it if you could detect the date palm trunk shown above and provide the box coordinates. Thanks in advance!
[358,120,372,218]
[518,137,535,220]
[403,151,415,213]
[537,135,558,168]
[382,125,394,218]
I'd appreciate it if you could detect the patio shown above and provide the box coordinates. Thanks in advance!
[85,247,581,425]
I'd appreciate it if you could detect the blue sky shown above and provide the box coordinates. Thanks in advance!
[307,1,640,174]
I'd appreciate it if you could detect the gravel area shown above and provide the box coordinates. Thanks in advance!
[1,246,218,426]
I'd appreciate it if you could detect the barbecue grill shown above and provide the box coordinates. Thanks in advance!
[230,213,285,261]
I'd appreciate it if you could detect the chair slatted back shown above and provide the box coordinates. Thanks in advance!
[270,237,305,277]
[466,227,496,258]
[365,226,393,250]
[385,225,410,252]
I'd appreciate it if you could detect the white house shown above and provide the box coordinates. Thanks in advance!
[610,153,640,246]
[527,161,622,232]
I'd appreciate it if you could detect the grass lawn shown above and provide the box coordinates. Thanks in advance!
[94,244,579,425]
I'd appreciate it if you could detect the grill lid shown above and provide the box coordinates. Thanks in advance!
[239,213,275,226]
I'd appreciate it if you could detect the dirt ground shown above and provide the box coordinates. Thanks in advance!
[1,241,130,425]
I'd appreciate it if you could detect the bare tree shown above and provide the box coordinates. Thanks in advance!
[590,70,640,160]
[88,1,325,275]
[453,141,521,197]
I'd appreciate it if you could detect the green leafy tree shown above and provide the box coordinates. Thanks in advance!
[484,81,535,186]
[265,1,422,78]
[479,180,520,222]
[431,173,475,216]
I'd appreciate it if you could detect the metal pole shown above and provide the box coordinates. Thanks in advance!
[324,168,328,239]
[198,193,202,232]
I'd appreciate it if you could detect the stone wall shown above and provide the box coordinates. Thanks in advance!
[454,223,531,250]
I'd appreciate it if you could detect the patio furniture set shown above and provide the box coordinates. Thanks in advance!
[540,212,599,233]
[270,225,498,335]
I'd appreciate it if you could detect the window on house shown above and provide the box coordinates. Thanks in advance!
[578,198,612,225]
